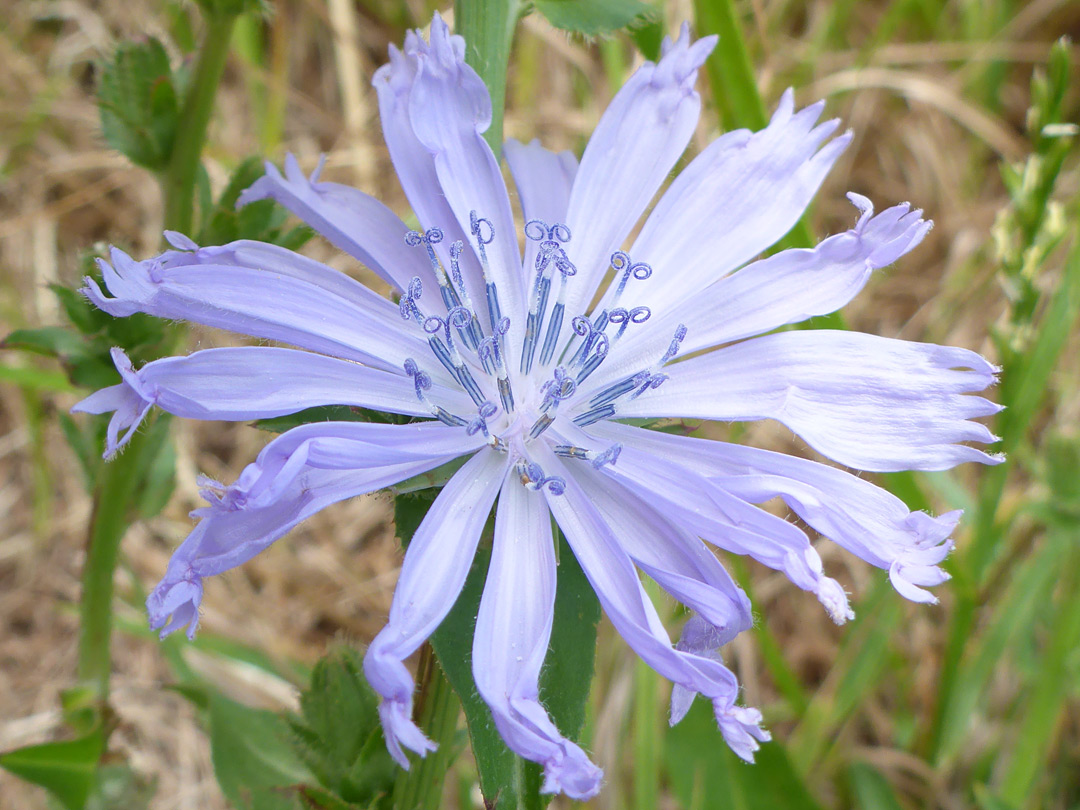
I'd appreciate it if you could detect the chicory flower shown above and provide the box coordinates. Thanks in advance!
[74,15,1001,800]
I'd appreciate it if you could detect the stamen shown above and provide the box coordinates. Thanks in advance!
[448,240,484,350]
[424,308,485,405]
[607,306,651,343]
[569,251,652,366]
[521,220,575,374]
[517,460,565,495]
[572,404,616,428]
[470,211,505,339]
[553,445,590,460]
[405,359,468,426]
[398,276,424,325]
[478,317,515,413]
[466,401,499,440]
[590,324,687,408]
[529,367,575,439]
[589,443,623,469]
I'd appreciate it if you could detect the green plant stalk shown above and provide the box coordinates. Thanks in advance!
[162,11,239,235]
[392,645,460,810]
[76,433,150,699]
[78,9,239,703]
[931,230,1080,756]
[633,580,663,809]
[454,0,522,154]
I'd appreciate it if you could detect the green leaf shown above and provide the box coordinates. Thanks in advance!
[847,763,905,810]
[665,698,824,810]
[288,647,396,807]
[533,0,655,37]
[133,413,177,520]
[208,694,315,810]
[253,405,380,434]
[84,764,156,810]
[0,362,75,393]
[97,38,179,171]
[2,326,86,358]
[427,526,599,809]
[0,729,105,810]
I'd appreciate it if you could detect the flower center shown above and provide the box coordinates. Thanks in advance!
[398,211,686,486]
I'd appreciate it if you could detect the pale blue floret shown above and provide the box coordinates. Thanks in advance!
[71,11,1004,803]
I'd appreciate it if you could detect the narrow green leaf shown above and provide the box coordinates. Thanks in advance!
[934,535,1066,763]
[533,0,655,37]
[425,520,599,808]
[847,763,905,810]
[665,698,824,810]
[0,729,105,810]
[0,362,75,393]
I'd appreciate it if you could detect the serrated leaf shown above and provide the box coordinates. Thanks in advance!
[208,694,314,810]
[533,0,655,37]
[0,729,105,810]
[288,647,395,807]
[97,38,178,170]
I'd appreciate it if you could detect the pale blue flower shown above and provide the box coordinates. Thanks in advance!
[73,15,1001,799]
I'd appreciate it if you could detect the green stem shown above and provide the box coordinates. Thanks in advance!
[76,433,150,699]
[78,7,240,706]
[393,645,461,810]
[454,0,522,154]
[162,12,239,234]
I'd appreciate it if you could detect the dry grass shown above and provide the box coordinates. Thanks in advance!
[1,0,1078,807]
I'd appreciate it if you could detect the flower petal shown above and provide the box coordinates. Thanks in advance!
[559,24,716,332]
[472,473,602,800]
[535,445,768,761]
[591,421,959,604]
[504,138,578,282]
[571,435,852,623]
[405,15,526,327]
[615,330,1003,472]
[373,23,487,302]
[82,245,443,379]
[237,154,435,292]
[589,195,932,390]
[571,463,751,643]
[364,449,506,766]
[615,89,852,316]
[147,421,483,640]
[72,347,472,457]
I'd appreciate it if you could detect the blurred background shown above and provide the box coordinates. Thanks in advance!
[1,0,1078,808]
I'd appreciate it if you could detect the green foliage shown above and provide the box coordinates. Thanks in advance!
[208,693,315,810]
[532,0,656,37]
[425,518,600,809]
[196,156,315,248]
[665,698,824,810]
[97,39,180,172]
[846,763,906,810]
[0,728,105,810]
[287,648,397,808]
[193,0,270,18]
